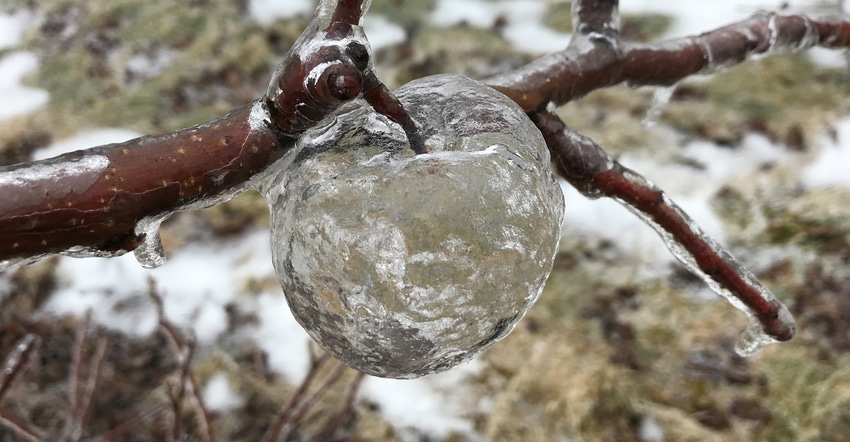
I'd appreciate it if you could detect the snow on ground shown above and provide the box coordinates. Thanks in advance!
[32,129,141,160]
[3,1,850,439]
[247,0,315,23]
[0,10,47,120]
[431,0,572,53]
[203,372,246,413]
[0,51,47,120]
[803,117,850,188]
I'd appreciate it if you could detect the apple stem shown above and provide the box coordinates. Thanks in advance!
[363,83,426,155]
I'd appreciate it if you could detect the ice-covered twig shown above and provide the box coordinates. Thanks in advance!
[572,0,621,43]
[261,344,359,442]
[279,361,348,439]
[488,9,850,111]
[98,405,168,441]
[530,110,795,353]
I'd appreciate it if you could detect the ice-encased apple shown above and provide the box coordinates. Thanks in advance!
[266,74,564,378]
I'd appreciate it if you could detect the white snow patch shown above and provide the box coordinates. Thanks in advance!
[247,0,315,24]
[251,291,315,381]
[42,230,276,344]
[0,10,37,50]
[803,117,850,188]
[363,15,406,51]
[41,253,157,336]
[203,372,245,412]
[362,360,482,438]
[125,48,175,83]
[0,51,48,120]
[431,0,571,53]
[639,415,665,441]
[32,129,141,160]
[0,10,47,120]
[620,0,827,39]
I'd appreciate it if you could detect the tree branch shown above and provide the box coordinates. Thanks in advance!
[487,11,850,111]
[0,0,421,269]
[530,110,795,345]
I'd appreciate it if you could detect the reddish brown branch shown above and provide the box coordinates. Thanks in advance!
[531,110,795,342]
[0,103,290,266]
[487,11,850,111]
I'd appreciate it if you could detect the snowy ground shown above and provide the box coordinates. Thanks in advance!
[2,0,850,439]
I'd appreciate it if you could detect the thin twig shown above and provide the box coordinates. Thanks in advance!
[0,407,43,442]
[182,337,216,442]
[260,348,333,442]
[61,312,94,441]
[314,371,366,440]
[0,333,39,400]
[148,278,215,442]
[0,334,43,442]
[98,404,169,442]
[282,361,348,433]
[76,337,109,437]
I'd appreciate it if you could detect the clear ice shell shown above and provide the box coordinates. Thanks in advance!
[264,74,565,379]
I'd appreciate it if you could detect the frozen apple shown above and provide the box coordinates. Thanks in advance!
[265,74,565,378]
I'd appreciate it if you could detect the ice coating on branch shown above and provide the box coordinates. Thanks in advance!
[133,216,168,269]
[610,168,794,357]
[264,74,564,378]
[694,11,821,75]
[0,154,109,208]
[571,0,621,47]
[316,0,372,27]
[643,85,676,127]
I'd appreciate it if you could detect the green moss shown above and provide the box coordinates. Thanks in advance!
[542,1,573,34]
[706,54,844,130]
[621,13,673,41]
[761,349,850,441]
[23,0,281,135]
[369,0,436,28]
[542,2,672,42]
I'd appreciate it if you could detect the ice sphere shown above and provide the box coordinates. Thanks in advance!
[265,74,565,378]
